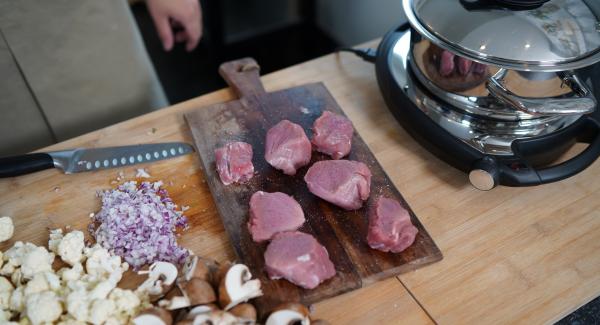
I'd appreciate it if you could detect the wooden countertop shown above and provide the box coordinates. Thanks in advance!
[1,40,599,324]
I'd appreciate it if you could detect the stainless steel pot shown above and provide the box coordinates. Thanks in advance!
[403,0,600,120]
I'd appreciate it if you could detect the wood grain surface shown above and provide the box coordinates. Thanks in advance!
[185,58,441,314]
[0,38,599,324]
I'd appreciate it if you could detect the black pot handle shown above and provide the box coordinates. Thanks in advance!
[499,117,600,186]
[0,153,54,178]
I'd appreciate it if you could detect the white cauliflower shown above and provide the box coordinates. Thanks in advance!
[0,276,14,309]
[57,231,85,266]
[23,273,48,296]
[20,246,54,279]
[84,245,128,281]
[9,269,22,287]
[48,228,64,254]
[2,242,54,280]
[0,217,14,242]
[9,286,24,312]
[108,288,141,317]
[66,289,90,322]
[58,263,83,283]
[56,317,86,325]
[25,291,62,325]
[88,298,115,325]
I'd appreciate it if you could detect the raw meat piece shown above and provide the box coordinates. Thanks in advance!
[311,111,354,159]
[367,197,418,253]
[264,231,336,289]
[472,62,487,75]
[215,141,254,185]
[247,191,305,242]
[304,160,371,210]
[265,120,312,175]
[439,50,455,77]
[457,57,473,76]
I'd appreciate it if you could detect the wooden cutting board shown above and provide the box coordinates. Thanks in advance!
[185,58,442,314]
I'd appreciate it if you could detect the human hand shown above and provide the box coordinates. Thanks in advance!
[146,0,202,52]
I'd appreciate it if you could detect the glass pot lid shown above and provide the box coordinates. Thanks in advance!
[403,0,600,71]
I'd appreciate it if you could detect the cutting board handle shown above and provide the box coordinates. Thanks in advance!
[219,58,266,98]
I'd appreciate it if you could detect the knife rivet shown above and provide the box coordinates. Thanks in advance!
[137,155,143,162]
[86,162,92,170]
[145,153,152,160]
[178,147,184,154]
[154,152,160,159]
[170,148,176,156]
[162,150,168,157]
[95,161,101,168]
[129,156,135,164]
[121,157,127,165]
[103,160,109,167]
[112,158,118,166]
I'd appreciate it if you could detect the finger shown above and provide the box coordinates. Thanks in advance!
[175,30,187,43]
[184,18,201,52]
[149,12,174,51]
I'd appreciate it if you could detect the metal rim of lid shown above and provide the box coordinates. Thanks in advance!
[402,0,600,72]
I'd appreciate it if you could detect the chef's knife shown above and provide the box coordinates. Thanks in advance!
[0,142,195,178]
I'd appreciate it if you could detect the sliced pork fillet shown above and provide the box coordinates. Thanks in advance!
[311,111,354,159]
[247,191,305,242]
[265,120,312,175]
[367,197,418,253]
[264,231,336,289]
[304,160,371,210]
[215,141,254,185]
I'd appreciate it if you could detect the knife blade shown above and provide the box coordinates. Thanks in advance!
[0,142,195,178]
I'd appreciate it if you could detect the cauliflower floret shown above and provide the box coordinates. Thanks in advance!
[88,298,115,325]
[20,246,54,279]
[48,229,64,254]
[0,276,14,309]
[108,288,140,316]
[0,217,14,242]
[2,242,54,280]
[23,273,49,296]
[57,316,86,325]
[9,269,22,287]
[59,263,83,282]
[66,289,89,322]
[57,317,86,325]
[9,286,24,312]
[25,291,62,325]
[57,231,85,266]
[84,245,127,281]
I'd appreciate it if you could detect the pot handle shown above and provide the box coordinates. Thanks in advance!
[486,68,597,115]
[498,117,600,186]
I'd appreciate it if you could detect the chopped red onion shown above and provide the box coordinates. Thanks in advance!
[89,181,190,270]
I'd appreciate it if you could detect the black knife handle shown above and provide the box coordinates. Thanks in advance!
[0,153,55,178]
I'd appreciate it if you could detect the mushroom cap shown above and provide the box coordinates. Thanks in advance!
[133,308,173,325]
[218,264,263,310]
[182,278,216,306]
[229,303,257,323]
[266,303,311,325]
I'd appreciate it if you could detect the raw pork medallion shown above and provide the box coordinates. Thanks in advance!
[304,160,371,210]
[264,231,336,289]
[265,120,312,175]
[367,197,418,253]
[215,141,254,185]
[247,191,305,242]
[311,111,354,159]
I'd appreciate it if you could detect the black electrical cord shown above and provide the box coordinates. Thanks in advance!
[337,47,377,63]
